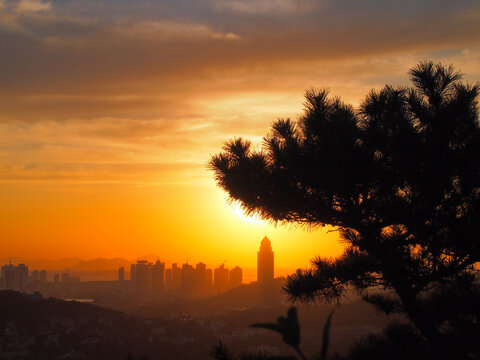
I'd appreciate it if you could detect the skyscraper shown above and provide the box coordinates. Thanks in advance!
[165,268,172,289]
[181,263,195,293]
[134,260,149,292]
[118,266,125,281]
[257,236,274,283]
[152,260,165,291]
[1,263,14,290]
[229,266,243,289]
[195,262,208,294]
[13,263,29,291]
[130,263,136,282]
[214,264,229,292]
[39,269,47,282]
[171,263,181,290]
[30,269,39,282]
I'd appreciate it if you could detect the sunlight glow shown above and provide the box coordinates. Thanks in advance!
[230,203,264,226]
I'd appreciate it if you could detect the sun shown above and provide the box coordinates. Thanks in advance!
[230,203,264,226]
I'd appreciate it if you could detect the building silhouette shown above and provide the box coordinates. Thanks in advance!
[181,263,195,294]
[134,260,149,291]
[39,269,47,282]
[1,262,30,291]
[206,268,213,289]
[165,263,182,291]
[131,260,166,293]
[14,263,29,291]
[1,262,14,290]
[31,269,39,282]
[229,266,243,288]
[152,260,165,291]
[165,268,172,289]
[195,262,210,294]
[130,263,136,282]
[257,236,274,283]
[214,264,229,292]
[1,261,49,289]
[118,266,125,281]
[171,263,181,290]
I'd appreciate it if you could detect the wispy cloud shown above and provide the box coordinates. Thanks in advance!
[0,0,479,185]
[111,20,241,41]
[212,0,317,14]
[16,0,51,13]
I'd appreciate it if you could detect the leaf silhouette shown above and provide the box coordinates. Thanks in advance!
[251,307,300,348]
[319,310,334,360]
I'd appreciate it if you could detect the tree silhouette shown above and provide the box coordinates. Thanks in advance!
[209,62,479,356]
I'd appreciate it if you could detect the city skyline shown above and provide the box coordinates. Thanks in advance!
[1,236,279,291]
[0,234,295,276]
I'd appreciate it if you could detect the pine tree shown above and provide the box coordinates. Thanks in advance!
[209,62,480,357]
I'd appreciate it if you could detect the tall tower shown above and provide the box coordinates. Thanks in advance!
[257,236,274,283]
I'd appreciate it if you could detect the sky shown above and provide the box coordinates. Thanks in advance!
[0,0,479,271]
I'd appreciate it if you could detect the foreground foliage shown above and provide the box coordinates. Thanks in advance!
[210,62,480,357]
[210,307,332,360]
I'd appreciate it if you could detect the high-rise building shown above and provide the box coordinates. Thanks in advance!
[206,268,213,288]
[165,268,172,289]
[118,266,125,281]
[14,264,29,291]
[1,263,14,290]
[54,273,60,283]
[39,270,47,282]
[214,264,229,292]
[152,260,165,291]
[1,262,31,290]
[30,269,39,282]
[171,263,181,290]
[130,263,136,282]
[257,236,274,283]
[195,262,212,294]
[229,266,243,289]
[129,260,164,292]
[134,260,149,292]
[181,263,195,293]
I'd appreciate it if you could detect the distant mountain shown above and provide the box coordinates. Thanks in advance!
[69,258,131,271]
[0,257,81,270]
[0,256,158,271]
[134,253,162,263]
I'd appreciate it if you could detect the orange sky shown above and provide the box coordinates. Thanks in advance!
[1,0,479,270]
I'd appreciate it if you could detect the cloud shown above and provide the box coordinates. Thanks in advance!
[110,20,241,41]
[1,0,479,186]
[0,161,204,183]
[16,0,51,12]
[212,0,317,15]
